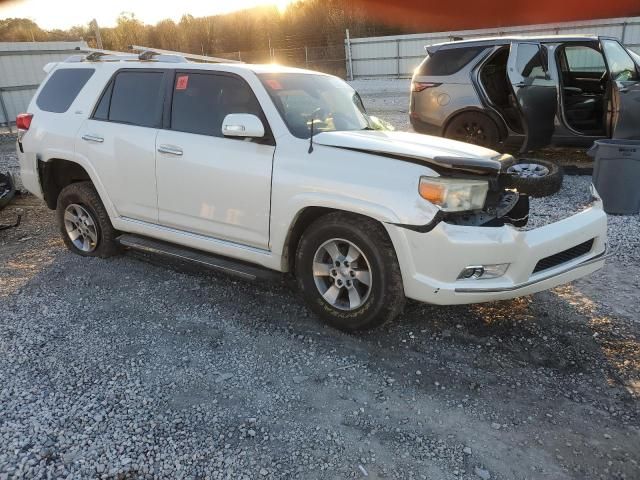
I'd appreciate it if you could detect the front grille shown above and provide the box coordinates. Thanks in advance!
[532,239,594,274]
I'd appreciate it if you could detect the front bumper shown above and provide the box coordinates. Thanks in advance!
[385,195,608,305]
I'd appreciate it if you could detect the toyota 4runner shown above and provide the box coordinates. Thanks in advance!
[17,50,609,331]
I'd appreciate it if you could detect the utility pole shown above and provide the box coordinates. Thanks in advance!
[90,19,103,49]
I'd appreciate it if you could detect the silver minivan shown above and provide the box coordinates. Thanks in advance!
[409,35,640,151]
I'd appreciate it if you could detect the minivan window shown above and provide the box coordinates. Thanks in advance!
[170,73,262,137]
[36,68,95,113]
[602,40,639,81]
[107,71,164,127]
[516,43,547,79]
[417,47,484,76]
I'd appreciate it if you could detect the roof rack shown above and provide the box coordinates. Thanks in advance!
[129,45,242,64]
[65,46,243,64]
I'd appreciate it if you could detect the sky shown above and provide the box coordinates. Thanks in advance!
[0,0,294,29]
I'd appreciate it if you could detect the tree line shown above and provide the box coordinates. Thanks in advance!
[0,0,410,57]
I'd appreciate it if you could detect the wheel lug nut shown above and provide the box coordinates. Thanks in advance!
[336,280,343,286]
[344,261,349,267]
[349,271,356,277]
[335,261,340,267]
[346,280,352,287]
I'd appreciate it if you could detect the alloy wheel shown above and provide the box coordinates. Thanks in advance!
[63,203,99,252]
[507,163,550,178]
[312,238,372,311]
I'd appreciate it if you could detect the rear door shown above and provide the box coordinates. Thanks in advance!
[507,42,557,151]
[76,69,166,223]
[601,39,640,139]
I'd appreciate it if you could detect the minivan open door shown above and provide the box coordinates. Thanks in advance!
[601,39,640,139]
[507,42,557,151]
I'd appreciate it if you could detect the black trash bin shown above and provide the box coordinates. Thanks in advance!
[587,139,640,215]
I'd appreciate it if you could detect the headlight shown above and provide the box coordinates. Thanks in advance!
[419,177,488,212]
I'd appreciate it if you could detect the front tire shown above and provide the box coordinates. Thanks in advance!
[295,212,405,331]
[56,181,119,258]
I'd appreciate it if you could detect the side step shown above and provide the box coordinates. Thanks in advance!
[117,234,282,282]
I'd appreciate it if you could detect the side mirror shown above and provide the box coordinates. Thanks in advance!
[221,113,265,138]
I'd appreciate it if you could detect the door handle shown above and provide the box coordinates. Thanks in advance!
[82,134,104,143]
[157,145,183,156]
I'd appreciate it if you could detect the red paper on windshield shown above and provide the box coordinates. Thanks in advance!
[265,79,282,90]
[176,75,189,90]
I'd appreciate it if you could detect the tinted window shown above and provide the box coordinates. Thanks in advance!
[36,68,95,113]
[108,71,164,127]
[417,47,484,76]
[602,40,639,81]
[516,43,547,79]
[93,81,113,121]
[564,46,606,73]
[171,73,262,137]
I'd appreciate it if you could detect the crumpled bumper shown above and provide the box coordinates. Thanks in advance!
[385,189,609,305]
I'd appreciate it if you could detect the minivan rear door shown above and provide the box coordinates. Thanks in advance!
[600,39,640,139]
[507,42,557,151]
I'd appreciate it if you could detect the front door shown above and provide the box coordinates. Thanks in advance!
[155,71,275,250]
[507,42,557,151]
[601,39,640,139]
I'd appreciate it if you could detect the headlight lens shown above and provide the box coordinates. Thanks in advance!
[419,177,489,212]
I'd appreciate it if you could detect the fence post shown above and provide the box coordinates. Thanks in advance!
[396,39,401,78]
[345,29,354,81]
[0,90,12,133]
[621,22,628,44]
[305,46,309,69]
[238,51,242,62]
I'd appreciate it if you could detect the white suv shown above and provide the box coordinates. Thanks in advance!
[17,51,608,331]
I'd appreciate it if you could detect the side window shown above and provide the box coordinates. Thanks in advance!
[602,40,639,82]
[564,46,606,73]
[107,71,164,127]
[516,43,548,80]
[36,68,95,113]
[93,81,113,121]
[171,73,262,137]
[417,47,484,76]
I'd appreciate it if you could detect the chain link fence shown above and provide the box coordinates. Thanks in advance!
[215,44,346,78]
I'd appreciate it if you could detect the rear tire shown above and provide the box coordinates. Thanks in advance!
[444,112,500,149]
[295,212,405,331]
[56,181,119,258]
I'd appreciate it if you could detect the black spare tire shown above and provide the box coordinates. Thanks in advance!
[504,159,563,198]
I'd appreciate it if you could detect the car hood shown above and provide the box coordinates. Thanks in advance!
[313,130,515,176]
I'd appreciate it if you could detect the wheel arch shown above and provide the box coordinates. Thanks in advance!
[442,107,507,142]
[281,206,396,273]
[38,158,92,210]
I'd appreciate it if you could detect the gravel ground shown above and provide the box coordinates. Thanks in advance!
[1,83,639,479]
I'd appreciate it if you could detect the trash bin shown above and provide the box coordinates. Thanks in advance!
[587,139,640,215]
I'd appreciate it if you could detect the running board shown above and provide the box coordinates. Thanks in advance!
[117,234,282,282]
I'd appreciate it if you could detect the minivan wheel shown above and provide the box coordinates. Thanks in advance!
[56,181,119,258]
[295,212,405,331]
[444,112,500,149]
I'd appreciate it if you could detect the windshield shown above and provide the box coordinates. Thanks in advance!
[258,73,372,139]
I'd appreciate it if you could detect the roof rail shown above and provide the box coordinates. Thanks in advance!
[64,46,242,65]
[129,45,243,64]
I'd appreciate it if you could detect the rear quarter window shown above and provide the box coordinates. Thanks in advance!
[417,47,485,76]
[36,68,95,113]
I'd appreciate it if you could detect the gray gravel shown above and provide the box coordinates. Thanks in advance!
[1,85,639,479]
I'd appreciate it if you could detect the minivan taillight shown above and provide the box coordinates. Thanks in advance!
[411,82,441,92]
[16,113,33,131]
